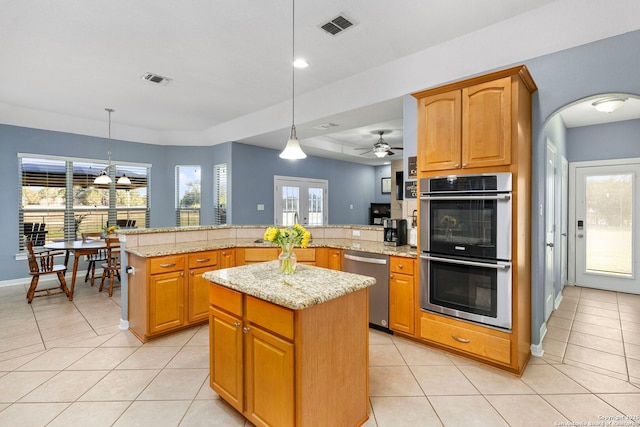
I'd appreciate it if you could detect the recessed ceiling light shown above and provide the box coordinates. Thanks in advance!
[293,58,309,69]
[592,97,627,113]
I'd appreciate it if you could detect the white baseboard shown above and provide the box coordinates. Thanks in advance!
[119,319,129,330]
[554,292,563,310]
[530,321,548,357]
[530,342,544,357]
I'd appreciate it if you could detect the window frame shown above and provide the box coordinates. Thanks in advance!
[18,153,150,252]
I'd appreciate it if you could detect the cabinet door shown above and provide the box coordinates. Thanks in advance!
[188,266,217,323]
[389,272,415,335]
[219,249,235,268]
[245,325,295,427]
[462,76,511,168]
[209,307,243,412]
[149,271,185,335]
[418,90,462,172]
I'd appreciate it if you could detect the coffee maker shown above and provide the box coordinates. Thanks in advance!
[383,218,407,246]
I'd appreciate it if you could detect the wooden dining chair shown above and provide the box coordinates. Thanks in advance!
[81,232,107,286]
[99,237,121,297]
[25,241,70,303]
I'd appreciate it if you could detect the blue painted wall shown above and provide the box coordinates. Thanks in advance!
[0,126,379,279]
[567,119,640,162]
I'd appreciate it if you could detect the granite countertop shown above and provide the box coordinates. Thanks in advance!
[126,238,417,259]
[203,261,376,310]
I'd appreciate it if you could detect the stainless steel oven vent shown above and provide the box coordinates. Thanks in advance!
[320,15,355,36]
[141,72,172,85]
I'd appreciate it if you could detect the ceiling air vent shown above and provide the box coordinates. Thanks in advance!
[141,72,172,85]
[320,15,355,36]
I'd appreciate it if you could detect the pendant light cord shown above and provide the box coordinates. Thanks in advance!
[106,108,114,166]
[291,0,295,127]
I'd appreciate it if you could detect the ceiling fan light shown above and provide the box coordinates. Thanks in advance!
[94,170,112,185]
[373,147,388,158]
[592,97,627,113]
[117,174,131,185]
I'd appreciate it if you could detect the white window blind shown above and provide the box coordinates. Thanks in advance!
[176,165,201,226]
[214,163,227,225]
[18,154,150,251]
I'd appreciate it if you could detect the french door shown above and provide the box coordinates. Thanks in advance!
[274,176,328,226]
[571,160,640,294]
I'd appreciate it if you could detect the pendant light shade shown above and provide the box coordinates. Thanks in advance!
[94,171,112,184]
[280,125,307,160]
[117,174,131,185]
[279,0,306,160]
[94,108,114,185]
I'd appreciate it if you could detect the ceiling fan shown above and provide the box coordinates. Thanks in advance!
[355,130,403,158]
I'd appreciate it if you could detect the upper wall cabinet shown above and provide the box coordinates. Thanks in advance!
[414,66,536,175]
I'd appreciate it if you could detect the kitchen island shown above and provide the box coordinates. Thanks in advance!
[204,261,375,427]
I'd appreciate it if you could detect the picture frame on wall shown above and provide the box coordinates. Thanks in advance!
[381,177,391,194]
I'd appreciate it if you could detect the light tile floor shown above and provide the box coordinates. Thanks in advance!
[1,281,639,426]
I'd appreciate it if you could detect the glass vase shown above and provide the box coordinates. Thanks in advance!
[279,243,297,274]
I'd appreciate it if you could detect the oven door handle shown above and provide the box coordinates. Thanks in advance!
[420,254,511,270]
[419,194,511,201]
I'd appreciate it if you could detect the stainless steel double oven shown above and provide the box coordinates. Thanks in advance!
[419,173,513,330]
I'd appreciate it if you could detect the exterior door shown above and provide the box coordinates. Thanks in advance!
[544,141,556,321]
[574,161,640,293]
[274,176,328,226]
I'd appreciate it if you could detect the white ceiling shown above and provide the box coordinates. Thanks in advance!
[2,1,640,165]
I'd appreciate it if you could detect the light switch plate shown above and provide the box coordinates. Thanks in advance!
[352,230,360,237]
[257,204,264,211]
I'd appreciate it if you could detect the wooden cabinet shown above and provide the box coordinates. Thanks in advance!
[209,282,368,427]
[148,255,185,335]
[414,67,535,175]
[419,312,511,365]
[219,249,235,269]
[389,256,415,335]
[316,247,342,270]
[412,65,536,375]
[187,250,219,323]
[129,250,222,342]
[235,247,278,265]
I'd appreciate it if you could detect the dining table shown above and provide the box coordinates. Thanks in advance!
[44,239,109,301]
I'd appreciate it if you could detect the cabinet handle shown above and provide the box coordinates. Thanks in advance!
[196,258,210,263]
[233,322,241,328]
[389,274,394,279]
[454,163,460,168]
[180,272,184,277]
[222,251,227,255]
[243,327,251,333]
[190,271,194,276]
[452,335,471,343]
[160,263,176,268]
[398,264,403,269]
[462,163,467,167]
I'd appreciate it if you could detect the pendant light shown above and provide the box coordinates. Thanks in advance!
[94,108,115,185]
[279,0,307,160]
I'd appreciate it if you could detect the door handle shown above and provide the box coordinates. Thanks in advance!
[546,243,554,248]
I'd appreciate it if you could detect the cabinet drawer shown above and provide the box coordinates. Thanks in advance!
[209,283,243,317]
[243,248,278,262]
[246,295,294,340]
[149,255,185,274]
[420,316,511,364]
[188,250,219,269]
[390,257,414,275]
[291,248,315,262]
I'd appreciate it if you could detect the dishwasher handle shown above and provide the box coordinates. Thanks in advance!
[344,253,388,265]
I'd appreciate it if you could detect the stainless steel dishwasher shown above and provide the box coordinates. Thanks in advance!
[343,250,390,331]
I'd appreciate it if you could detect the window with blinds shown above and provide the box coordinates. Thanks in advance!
[214,163,227,225]
[18,154,150,251]
[176,165,201,226]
